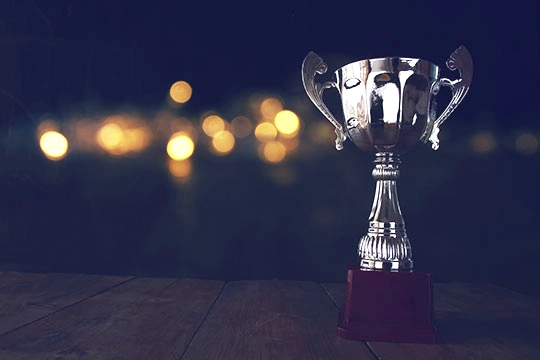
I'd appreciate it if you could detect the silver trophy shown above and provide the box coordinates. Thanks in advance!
[302,46,472,271]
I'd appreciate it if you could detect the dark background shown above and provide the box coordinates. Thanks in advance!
[0,1,539,296]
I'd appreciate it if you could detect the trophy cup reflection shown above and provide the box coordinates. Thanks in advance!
[302,46,472,343]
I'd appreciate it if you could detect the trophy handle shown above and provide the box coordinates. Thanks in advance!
[302,51,347,150]
[427,45,473,150]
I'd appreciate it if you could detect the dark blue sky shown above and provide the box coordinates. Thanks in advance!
[2,0,539,127]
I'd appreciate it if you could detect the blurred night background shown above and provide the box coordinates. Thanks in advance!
[0,1,538,296]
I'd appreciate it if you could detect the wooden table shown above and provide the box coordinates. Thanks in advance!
[0,272,538,359]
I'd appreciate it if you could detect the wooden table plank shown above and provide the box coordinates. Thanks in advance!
[322,282,540,360]
[0,277,224,360]
[434,282,540,313]
[0,272,132,335]
[181,280,376,360]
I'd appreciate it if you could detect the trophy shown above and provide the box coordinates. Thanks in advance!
[302,46,472,343]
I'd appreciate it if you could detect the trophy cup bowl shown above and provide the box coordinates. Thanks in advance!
[302,46,472,343]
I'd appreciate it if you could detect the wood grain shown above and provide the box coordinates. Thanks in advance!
[322,282,540,360]
[0,277,224,360]
[181,280,376,360]
[0,272,132,335]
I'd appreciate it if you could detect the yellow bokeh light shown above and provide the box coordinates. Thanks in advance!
[274,110,300,136]
[168,159,192,178]
[212,130,235,155]
[515,133,539,155]
[40,131,68,160]
[202,115,226,137]
[470,132,496,153]
[261,141,287,163]
[260,97,283,119]
[124,128,149,151]
[231,116,252,138]
[169,81,192,104]
[167,132,195,160]
[96,115,151,155]
[254,122,278,143]
[98,123,124,149]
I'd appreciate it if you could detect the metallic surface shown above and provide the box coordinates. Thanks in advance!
[358,153,412,270]
[301,54,347,150]
[301,47,473,270]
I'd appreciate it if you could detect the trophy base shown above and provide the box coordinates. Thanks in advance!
[336,265,437,344]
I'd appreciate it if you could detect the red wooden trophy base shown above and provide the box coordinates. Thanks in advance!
[336,266,437,343]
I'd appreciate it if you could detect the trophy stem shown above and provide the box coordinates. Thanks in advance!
[358,152,413,270]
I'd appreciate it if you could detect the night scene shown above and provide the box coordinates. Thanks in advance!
[0,0,538,358]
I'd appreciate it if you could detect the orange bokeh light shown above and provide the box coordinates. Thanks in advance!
[211,130,235,155]
[260,97,283,119]
[254,122,278,143]
[260,141,287,163]
[202,115,226,137]
[169,81,192,104]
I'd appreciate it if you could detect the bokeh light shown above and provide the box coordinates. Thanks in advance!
[202,115,226,137]
[470,132,496,153]
[231,116,252,138]
[515,133,538,155]
[274,110,300,136]
[254,122,278,143]
[98,123,123,149]
[123,128,149,152]
[39,130,68,160]
[261,141,287,163]
[260,97,283,119]
[168,159,192,178]
[96,115,151,155]
[167,132,195,160]
[169,81,192,104]
[212,130,235,155]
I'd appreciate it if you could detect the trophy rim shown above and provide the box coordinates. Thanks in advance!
[336,57,439,72]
